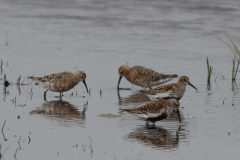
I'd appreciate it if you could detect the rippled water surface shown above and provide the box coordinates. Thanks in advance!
[0,0,240,159]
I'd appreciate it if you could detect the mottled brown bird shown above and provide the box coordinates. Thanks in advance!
[29,71,88,97]
[117,65,178,90]
[120,99,181,124]
[141,76,197,100]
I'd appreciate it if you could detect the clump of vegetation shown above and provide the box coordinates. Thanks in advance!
[218,31,240,83]
[3,74,10,88]
[98,113,121,118]
[206,56,213,83]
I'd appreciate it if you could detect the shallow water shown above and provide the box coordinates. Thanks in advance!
[0,0,240,159]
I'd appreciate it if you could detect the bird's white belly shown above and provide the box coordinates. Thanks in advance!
[146,92,171,101]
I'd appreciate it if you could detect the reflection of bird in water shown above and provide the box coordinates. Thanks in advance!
[117,65,178,90]
[125,125,183,150]
[120,99,181,124]
[118,90,151,106]
[30,100,86,126]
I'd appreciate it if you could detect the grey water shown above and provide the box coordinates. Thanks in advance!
[0,0,240,159]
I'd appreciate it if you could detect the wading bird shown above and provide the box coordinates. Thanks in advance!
[117,65,178,90]
[140,76,197,100]
[29,71,88,98]
[120,99,181,125]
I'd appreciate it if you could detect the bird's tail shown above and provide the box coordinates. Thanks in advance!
[171,74,178,78]
[28,77,42,81]
[119,109,130,113]
[161,74,178,79]
[139,90,145,93]
[164,74,178,78]
[139,89,156,95]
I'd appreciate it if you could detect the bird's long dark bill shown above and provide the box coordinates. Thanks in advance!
[83,80,88,93]
[117,76,122,89]
[177,109,181,123]
[188,82,198,91]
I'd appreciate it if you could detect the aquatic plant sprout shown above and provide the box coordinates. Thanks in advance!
[218,30,240,83]
[206,56,213,83]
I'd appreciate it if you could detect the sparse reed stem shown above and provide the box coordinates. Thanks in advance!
[14,148,18,159]
[234,60,240,82]
[215,73,219,82]
[1,121,7,141]
[232,58,235,81]
[218,28,240,83]
[206,56,213,83]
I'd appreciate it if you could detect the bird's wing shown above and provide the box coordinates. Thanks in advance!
[141,84,176,95]
[135,66,161,81]
[32,72,73,83]
[121,100,168,119]
[134,66,177,86]
[132,100,166,113]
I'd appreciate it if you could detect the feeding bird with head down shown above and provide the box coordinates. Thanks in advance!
[117,65,178,90]
[29,71,88,98]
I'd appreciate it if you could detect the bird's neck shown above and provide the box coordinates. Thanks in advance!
[72,74,81,85]
[177,83,186,93]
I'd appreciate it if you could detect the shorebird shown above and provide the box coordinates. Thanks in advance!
[140,76,197,100]
[117,65,178,90]
[29,71,88,98]
[120,99,181,124]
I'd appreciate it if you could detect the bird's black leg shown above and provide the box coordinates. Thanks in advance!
[146,121,149,126]
[177,109,181,123]
[59,92,62,99]
[44,90,48,97]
